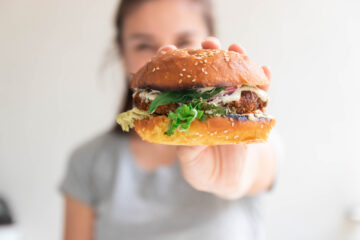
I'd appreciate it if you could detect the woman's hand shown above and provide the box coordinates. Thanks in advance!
[159,38,276,200]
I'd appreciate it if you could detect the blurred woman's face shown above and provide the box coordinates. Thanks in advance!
[121,0,209,76]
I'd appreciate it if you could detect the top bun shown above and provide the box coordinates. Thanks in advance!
[130,49,269,91]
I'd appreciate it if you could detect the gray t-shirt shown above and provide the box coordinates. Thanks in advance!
[60,132,265,240]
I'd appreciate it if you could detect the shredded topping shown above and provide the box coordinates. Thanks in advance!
[116,108,150,132]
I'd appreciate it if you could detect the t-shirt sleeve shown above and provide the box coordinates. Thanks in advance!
[59,146,97,207]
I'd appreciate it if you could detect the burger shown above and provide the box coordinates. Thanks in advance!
[116,49,275,145]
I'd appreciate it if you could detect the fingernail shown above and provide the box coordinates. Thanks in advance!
[157,45,176,53]
[204,36,220,44]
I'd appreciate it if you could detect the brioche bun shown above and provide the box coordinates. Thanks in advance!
[134,115,275,145]
[130,49,269,91]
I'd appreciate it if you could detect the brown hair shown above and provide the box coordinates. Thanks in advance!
[113,0,216,134]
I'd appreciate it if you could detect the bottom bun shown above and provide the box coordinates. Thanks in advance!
[134,115,276,145]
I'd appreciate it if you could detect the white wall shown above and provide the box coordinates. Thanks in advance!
[215,1,360,239]
[0,0,122,239]
[1,0,360,239]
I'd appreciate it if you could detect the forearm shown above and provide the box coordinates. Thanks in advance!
[64,195,94,240]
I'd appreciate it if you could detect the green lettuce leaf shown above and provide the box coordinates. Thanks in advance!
[148,87,225,114]
[165,99,228,136]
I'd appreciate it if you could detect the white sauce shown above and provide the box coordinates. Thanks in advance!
[245,110,274,120]
[208,85,268,106]
[197,87,215,93]
[134,89,161,102]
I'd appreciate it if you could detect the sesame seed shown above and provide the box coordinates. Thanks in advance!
[156,67,160,70]
[214,131,217,134]
[182,68,186,71]
[179,73,183,77]
[179,79,183,83]
[199,134,203,137]
[231,122,235,127]
[204,59,208,63]
[226,136,229,140]
[210,133,214,136]
[234,135,239,139]
[201,68,205,72]
[194,62,198,66]
[260,125,264,128]
[152,68,156,72]
[204,71,208,75]
[192,79,196,82]
[224,53,230,62]
[200,61,204,64]
[224,130,228,133]
[187,75,191,78]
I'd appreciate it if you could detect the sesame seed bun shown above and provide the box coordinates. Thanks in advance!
[130,49,269,91]
[134,115,276,145]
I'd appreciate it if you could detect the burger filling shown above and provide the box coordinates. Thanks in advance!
[133,86,267,115]
[117,85,270,136]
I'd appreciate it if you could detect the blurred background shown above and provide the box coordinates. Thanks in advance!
[1,0,360,239]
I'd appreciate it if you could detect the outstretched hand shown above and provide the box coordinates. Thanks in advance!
[158,38,275,200]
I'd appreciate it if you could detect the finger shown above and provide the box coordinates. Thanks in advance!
[176,145,208,164]
[157,44,177,54]
[228,43,247,55]
[201,37,221,49]
[258,66,272,91]
[262,65,271,80]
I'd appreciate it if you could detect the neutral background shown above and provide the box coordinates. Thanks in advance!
[1,0,360,239]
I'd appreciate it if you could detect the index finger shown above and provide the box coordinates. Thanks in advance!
[201,37,221,49]
[228,44,248,60]
[157,45,177,54]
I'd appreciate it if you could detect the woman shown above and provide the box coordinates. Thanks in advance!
[61,0,278,239]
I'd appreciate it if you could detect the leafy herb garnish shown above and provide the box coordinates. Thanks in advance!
[191,99,228,117]
[148,87,225,114]
[165,99,229,136]
[147,87,228,135]
[165,101,204,136]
